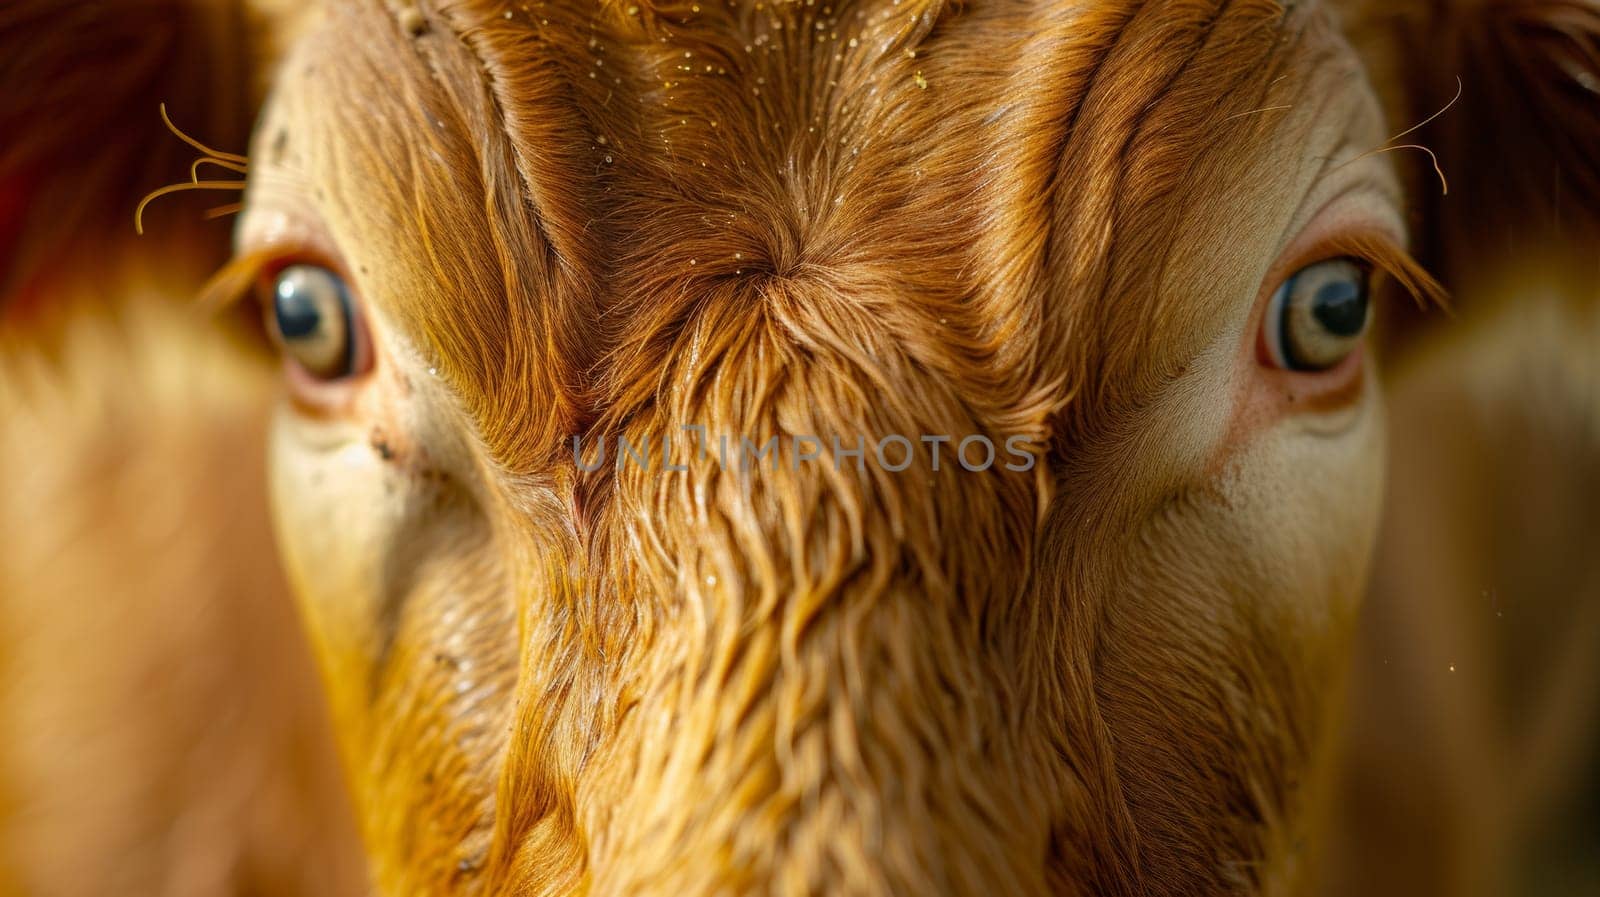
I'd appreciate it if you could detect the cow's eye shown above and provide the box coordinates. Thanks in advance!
[268,264,360,380]
[1264,257,1370,371]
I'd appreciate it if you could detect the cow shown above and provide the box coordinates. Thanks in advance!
[0,1,1595,895]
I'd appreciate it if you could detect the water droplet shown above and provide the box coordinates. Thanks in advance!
[914,71,928,89]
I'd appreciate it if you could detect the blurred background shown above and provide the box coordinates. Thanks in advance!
[1,1,1596,895]
[0,3,365,895]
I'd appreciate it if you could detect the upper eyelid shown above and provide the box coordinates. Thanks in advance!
[1262,174,1435,308]
[198,243,364,321]
[236,199,344,265]
[1290,231,1445,310]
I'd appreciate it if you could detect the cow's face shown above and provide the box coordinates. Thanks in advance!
[225,0,1439,893]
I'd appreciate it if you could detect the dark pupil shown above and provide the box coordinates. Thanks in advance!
[1311,278,1366,337]
[275,280,324,340]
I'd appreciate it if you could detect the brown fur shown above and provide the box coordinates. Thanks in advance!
[237,2,1394,893]
[2,1,1597,895]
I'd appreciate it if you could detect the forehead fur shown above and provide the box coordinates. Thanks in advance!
[261,0,1364,474]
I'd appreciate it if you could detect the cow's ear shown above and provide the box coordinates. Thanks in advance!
[0,0,286,330]
[1335,0,1600,342]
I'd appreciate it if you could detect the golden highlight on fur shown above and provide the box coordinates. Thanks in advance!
[2,1,1597,896]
